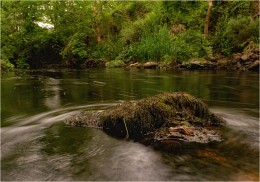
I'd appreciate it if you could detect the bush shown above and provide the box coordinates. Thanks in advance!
[120,10,162,44]
[61,33,88,61]
[162,1,206,30]
[171,30,213,62]
[92,39,125,62]
[105,59,125,68]
[15,59,30,69]
[0,59,14,71]
[213,16,259,56]
[128,27,213,63]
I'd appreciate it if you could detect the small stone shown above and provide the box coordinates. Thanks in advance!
[241,53,251,61]
[169,126,194,136]
[251,53,259,60]
[129,62,142,68]
[232,53,242,61]
[143,61,158,69]
[247,60,259,71]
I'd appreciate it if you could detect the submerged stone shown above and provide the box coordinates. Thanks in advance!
[65,110,103,129]
[65,92,225,146]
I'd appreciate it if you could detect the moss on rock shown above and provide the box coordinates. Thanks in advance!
[100,92,224,139]
[65,92,224,144]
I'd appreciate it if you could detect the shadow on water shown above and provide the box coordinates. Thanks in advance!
[1,69,259,181]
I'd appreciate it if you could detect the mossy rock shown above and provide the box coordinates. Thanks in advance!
[66,92,224,144]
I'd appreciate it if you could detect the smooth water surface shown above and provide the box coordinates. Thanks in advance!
[1,69,259,181]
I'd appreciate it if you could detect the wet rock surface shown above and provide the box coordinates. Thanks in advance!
[65,111,103,129]
[155,126,222,143]
[65,92,225,148]
[128,61,158,69]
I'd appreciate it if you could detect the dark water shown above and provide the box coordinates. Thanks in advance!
[1,69,259,181]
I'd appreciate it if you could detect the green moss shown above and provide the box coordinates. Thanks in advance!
[65,92,224,141]
[105,60,125,68]
[101,92,223,139]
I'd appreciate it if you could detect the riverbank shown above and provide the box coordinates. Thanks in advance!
[126,49,259,71]
[1,48,259,72]
[45,49,260,71]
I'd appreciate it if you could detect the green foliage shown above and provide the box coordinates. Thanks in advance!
[120,10,161,44]
[1,1,62,69]
[92,39,125,62]
[0,59,15,71]
[105,60,125,68]
[129,26,173,61]
[172,30,213,61]
[15,59,30,69]
[61,33,88,61]
[1,0,259,68]
[125,1,155,20]
[128,27,212,62]
[213,16,259,55]
[162,1,207,30]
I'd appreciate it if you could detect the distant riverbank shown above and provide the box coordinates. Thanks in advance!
[126,49,259,71]
[2,48,259,72]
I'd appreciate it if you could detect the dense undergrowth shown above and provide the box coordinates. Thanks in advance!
[1,1,259,69]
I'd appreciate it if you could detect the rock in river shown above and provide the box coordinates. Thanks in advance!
[65,92,224,148]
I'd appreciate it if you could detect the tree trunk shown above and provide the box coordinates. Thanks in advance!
[251,1,260,18]
[204,0,213,37]
[92,1,101,44]
[96,25,101,44]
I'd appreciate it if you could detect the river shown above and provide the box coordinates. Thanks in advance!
[1,69,259,181]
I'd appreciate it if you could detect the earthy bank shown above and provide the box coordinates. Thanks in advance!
[127,46,259,71]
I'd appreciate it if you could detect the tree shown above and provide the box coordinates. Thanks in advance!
[1,0,258,69]
[204,0,213,37]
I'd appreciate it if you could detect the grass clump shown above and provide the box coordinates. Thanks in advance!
[105,60,125,68]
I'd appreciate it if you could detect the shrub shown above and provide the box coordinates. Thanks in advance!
[128,27,213,63]
[0,59,14,71]
[171,30,213,62]
[120,10,162,44]
[15,59,30,69]
[61,33,89,64]
[213,16,259,56]
[92,39,125,61]
[105,59,125,68]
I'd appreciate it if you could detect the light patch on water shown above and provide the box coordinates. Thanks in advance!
[93,80,106,86]
[1,103,116,160]
[44,94,61,109]
[141,80,157,84]
[73,81,89,85]
[43,78,62,109]
[85,141,186,181]
[118,93,136,98]
[222,85,239,90]
[109,144,172,180]
[211,108,259,148]
[3,103,116,127]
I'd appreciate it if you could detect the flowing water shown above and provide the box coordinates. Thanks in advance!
[1,69,259,181]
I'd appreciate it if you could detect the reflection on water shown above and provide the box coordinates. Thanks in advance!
[2,69,259,120]
[212,108,259,148]
[43,78,62,109]
[1,69,259,181]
